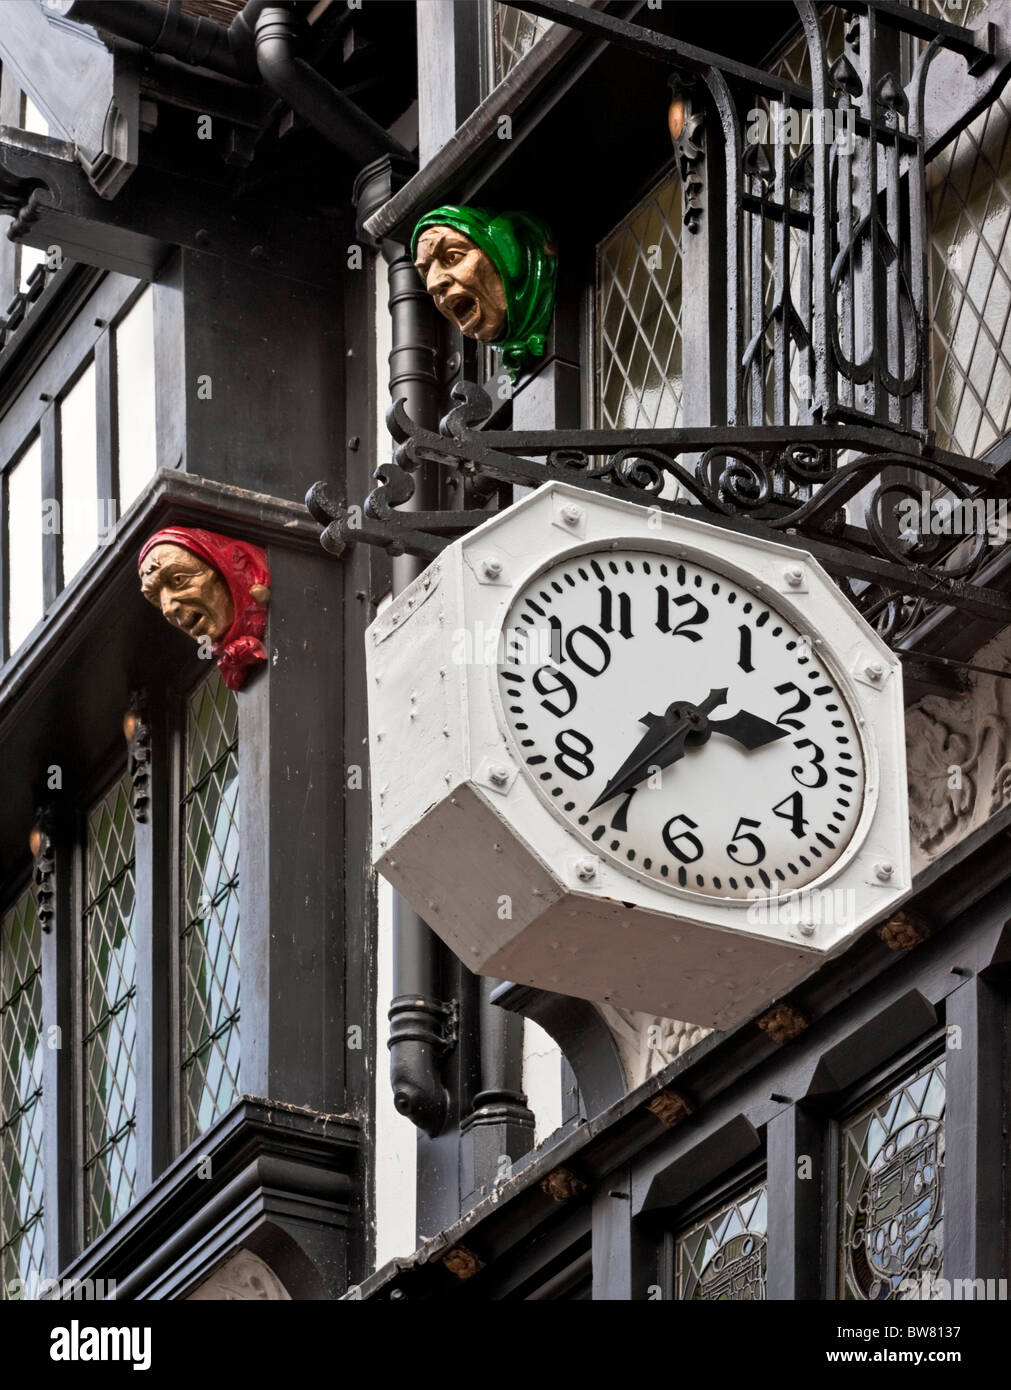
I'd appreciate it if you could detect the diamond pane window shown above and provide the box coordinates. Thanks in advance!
[597,176,684,431]
[181,669,240,1147]
[488,2,552,87]
[1,882,44,1298]
[676,1183,767,1300]
[927,90,1011,457]
[840,1054,945,1301]
[84,772,137,1242]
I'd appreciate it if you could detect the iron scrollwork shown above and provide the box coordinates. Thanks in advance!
[307,1,1011,654]
[307,377,1011,651]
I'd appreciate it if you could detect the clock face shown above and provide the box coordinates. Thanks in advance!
[495,547,867,902]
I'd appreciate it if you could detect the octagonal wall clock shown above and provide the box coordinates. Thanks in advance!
[366,482,910,1029]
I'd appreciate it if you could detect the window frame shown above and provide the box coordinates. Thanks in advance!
[0,272,152,667]
[663,1159,768,1300]
[593,165,686,435]
[74,755,139,1252]
[636,1015,955,1302]
[827,1033,947,1301]
[172,664,241,1155]
[0,868,45,1296]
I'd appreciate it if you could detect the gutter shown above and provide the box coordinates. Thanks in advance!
[45,0,264,82]
[361,17,589,243]
[51,0,410,167]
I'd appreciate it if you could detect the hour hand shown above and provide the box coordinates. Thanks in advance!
[707,709,789,750]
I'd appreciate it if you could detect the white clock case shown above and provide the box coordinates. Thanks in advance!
[366,481,910,1028]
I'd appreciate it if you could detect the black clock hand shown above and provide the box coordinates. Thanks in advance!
[707,709,790,751]
[588,688,727,813]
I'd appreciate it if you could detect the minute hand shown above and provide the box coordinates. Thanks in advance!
[588,688,728,813]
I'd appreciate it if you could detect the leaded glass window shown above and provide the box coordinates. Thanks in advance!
[486,2,552,89]
[83,773,137,1241]
[927,87,1011,457]
[1,882,44,1297]
[597,176,684,431]
[840,1054,945,1301]
[181,669,240,1147]
[676,1182,767,1300]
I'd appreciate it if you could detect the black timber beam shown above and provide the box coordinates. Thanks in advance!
[0,128,340,288]
[52,1097,360,1299]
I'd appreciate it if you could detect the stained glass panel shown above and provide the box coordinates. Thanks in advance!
[181,669,240,1146]
[83,772,137,1242]
[1,883,44,1298]
[840,1055,945,1301]
[676,1183,767,1300]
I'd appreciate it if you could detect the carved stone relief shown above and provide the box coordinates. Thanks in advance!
[597,1003,711,1089]
[186,1250,291,1301]
[905,623,1011,873]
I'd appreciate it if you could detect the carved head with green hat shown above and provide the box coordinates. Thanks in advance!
[412,205,557,380]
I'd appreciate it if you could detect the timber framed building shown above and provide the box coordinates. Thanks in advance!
[0,0,1009,1303]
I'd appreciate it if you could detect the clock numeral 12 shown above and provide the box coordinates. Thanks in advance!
[655,589,709,641]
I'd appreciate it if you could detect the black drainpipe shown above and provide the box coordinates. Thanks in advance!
[382,236,452,1139]
[253,6,410,165]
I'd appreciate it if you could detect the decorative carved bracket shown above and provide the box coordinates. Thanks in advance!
[124,689,151,824]
[30,805,56,933]
[668,70,705,233]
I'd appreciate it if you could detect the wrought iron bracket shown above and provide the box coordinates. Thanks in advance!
[308,379,1011,650]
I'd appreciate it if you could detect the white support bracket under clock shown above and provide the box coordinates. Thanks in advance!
[367,482,910,1029]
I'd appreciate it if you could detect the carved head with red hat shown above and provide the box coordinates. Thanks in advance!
[138,527,270,690]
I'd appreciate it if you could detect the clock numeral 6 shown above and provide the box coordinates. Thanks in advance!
[532,665,578,718]
[661,813,704,864]
[726,816,766,866]
[554,729,595,780]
